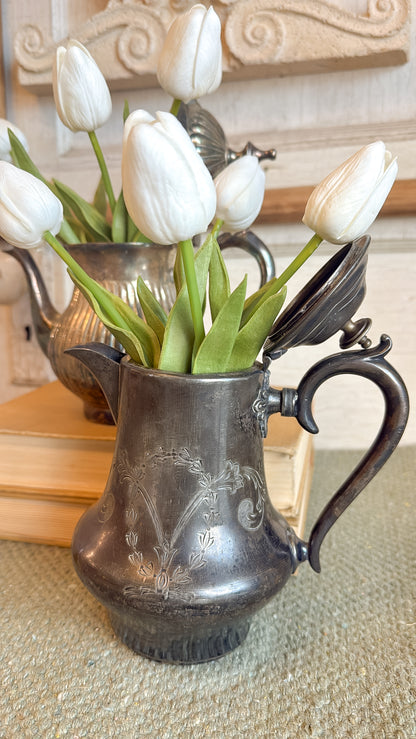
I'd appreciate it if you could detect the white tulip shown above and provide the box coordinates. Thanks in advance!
[0,162,63,248]
[0,119,29,162]
[52,40,112,132]
[302,141,398,244]
[157,4,222,103]
[214,155,266,232]
[122,110,216,244]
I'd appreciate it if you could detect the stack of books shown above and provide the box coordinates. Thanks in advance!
[0,382,313,547]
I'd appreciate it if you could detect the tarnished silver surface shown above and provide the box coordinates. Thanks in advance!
[67,335,408,662]
[179,100,276,177]
[7,237,275,423]
[264,236,372,358]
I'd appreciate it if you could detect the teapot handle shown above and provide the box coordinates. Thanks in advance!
[263,335,409,572]
[292,335,409,572]
[217,230,275,287]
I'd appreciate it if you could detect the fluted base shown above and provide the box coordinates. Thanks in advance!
[108,610,251,664]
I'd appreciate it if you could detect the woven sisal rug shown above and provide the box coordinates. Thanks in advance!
[1,448,415,738]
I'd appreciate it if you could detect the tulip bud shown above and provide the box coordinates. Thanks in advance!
[157,4,222,103]
[52,40,112,133]
[0,119,28,162]
[0,162,63,248]
[122,110,216,244]
[302,141,398,244]
[214,155,266,232]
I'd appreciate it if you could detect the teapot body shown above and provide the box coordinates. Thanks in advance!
[49,243,177,423]
[72,360,300,663]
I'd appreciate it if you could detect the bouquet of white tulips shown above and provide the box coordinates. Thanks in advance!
[0,4,398,374]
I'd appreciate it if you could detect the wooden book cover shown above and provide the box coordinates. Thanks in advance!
[0,382,313,546]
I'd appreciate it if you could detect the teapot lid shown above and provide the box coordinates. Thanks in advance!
[264,235,372,360]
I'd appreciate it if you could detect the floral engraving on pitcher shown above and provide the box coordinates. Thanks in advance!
[97,491,115,523]
[118,447,266,602]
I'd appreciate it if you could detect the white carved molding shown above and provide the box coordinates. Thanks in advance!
[14,0,410,93]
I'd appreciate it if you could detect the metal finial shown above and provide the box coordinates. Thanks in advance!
[178,100,277,177]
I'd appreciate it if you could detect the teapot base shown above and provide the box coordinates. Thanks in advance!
[108,609,251,664]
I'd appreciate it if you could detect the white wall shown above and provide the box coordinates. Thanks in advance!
[0,0,414,449]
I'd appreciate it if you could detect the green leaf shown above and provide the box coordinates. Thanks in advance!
[69,270,160,367]
[241,277,282,327]
[64,215,88,243]
[8,129,47,183]
[53,179,112,242]
[58,219,81,245]
[8,129,81,244]
[159,234,214,373]
[226,287,287,372]
[209,238,231,322]
[93,177,108,218]
[127,214,138,242]
[123,99,130,123]
[111,190,128,243]
[193,276,247,374]
[137,276,167,345]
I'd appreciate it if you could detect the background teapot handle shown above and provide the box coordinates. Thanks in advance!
[217,230,275,287]
[264,334,409,572]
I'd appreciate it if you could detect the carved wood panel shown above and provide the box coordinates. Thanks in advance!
[14,0,410,93]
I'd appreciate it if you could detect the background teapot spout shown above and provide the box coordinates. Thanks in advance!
[4,245,60,356]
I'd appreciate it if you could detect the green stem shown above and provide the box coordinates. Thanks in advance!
[88,130,116,213]
[170,98,182,117]
[179,238,205,355]
[274,233,323,292]
[211,218,224,239]
[43,230,128,329]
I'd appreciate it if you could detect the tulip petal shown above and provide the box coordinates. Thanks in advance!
[157,5,222,102]
[302,141,397,243]
[215,156,265,232]
[192,7,222,96]
[0,162,63,248]
[53,40,112,132]
[339,156,398,242]
[122,111,216,244]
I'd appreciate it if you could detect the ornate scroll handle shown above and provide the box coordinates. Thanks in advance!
[260,335,409,573]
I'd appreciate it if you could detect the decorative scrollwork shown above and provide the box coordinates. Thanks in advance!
[226,0,409,63]
[368,0,399,19]
[117,14,167,73]
[121,447,266,601]
[14,0,410,89]
[226,9,285,65]
[14,25,52,73]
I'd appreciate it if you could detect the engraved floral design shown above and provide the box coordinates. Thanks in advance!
[120,447,266,602]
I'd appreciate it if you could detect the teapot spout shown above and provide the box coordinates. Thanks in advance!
[4,245,60,356]
[65,342,125,423]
